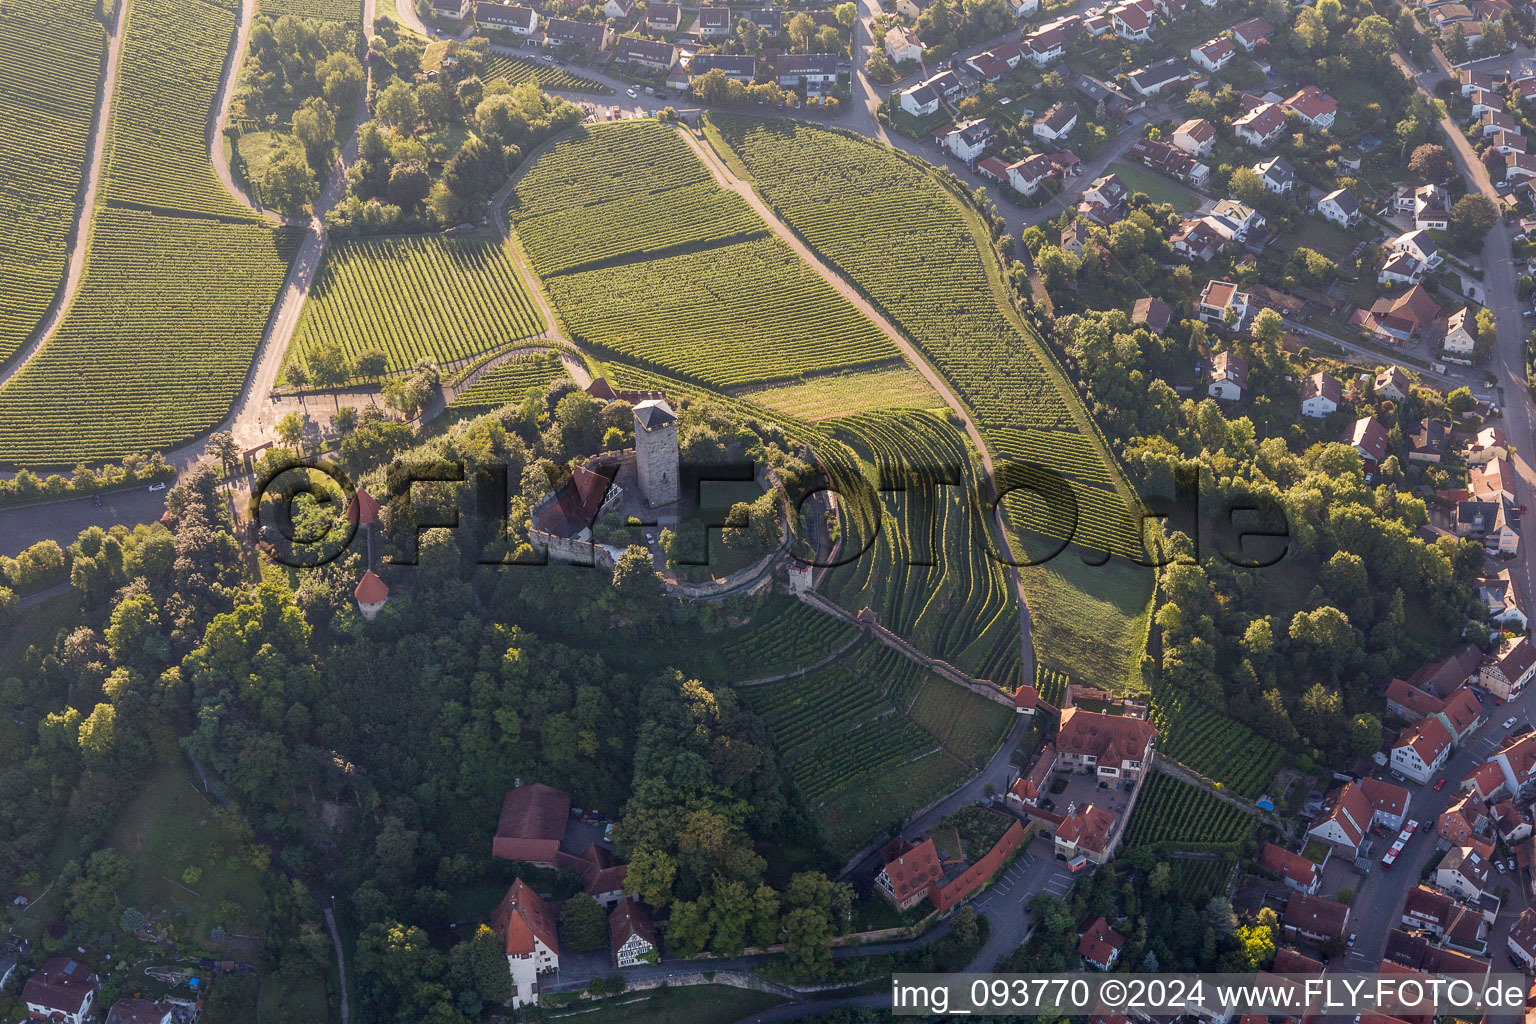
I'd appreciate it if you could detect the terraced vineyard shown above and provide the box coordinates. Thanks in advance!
[292,235,545,376]
[548,237,897,387]
[447,351,567,415]
[741,639,1009,855]
[710,596,860,680]
[1165,857,1237,905]
[0,0,106,367]
[257,0,362,21]
[0,208,302,464]
[482,52,611,94]
[1148,681,1283,799]
[736,366,941,421]
[1121,773,1255,852]
[820,410,1023,687]
[105,0,258,220]
[710,116,1154,687]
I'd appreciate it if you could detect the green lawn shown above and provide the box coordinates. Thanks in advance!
[1277,216,1364,260]
[814,750,971,859]
[235,131,305,207]
[546,985,786,1023]
[1108,161,1198,211]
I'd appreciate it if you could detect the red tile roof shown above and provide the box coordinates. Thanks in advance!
[1309,781,1372,848]
[1079,916,1126,967]
[1343,416,1389,462]
[493,783,570,863]
[1283,892,1349,937]
[1397,716,1453,765]
[1057,802,1116,854]
[22,958,99,1017]
[881,836,943,905]
[491,878,560,956]
[1056,707,1156,765]
[1360,777,1410,821]
[607,896,656,958]
[355,570,389,605]
[533,463,617,538]
[346,487,380,525]
[106,998,172,1024]
[1386,678,1443,717]
[1259,842,1319,887]
[1286,84,1337,121]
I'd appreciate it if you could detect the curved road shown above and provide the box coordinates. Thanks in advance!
[211,0,306,226]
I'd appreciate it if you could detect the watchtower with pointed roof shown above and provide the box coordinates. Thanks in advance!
[633,399,679,507]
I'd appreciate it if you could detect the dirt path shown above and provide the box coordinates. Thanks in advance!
[680,123,1035,683]
[0,0,127,390]
[212,0,298,225]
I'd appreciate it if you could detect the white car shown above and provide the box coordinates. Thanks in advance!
[1506,717,1519,730]
[1498,860,1509,874]
[627,87,639,98]
[148,482,167,491]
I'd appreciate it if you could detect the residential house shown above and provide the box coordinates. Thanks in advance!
[1008,0,1040,15]
[1077,173,1128,225]
[1127,138,1210,186]
[899,79,941,116]
[569,843,629,906]
[695,6,733,38]
[1233,102,1288,147]
[1482,635,1536,699]
[1444,307,1479,356]
[1512,909,1536,969]
[608,897,657,967]
[22,959,100,1024]
[1393,229,1443,269]
[966,43,1024,80]
[743,8,780,33]
[1285,85,1338,130]
[1111,0,1154,41]
[1342,416,1389,463]
[1366,284,1443,341]
[775,54,839,94]
[1457,499,1520,555]
[1384,928,1492,979]
[1199,282,1251,332]
[885,25,924,62]
[1465,426,1510,464]
[1460,67,1497,95]
[1440,791,1492,846]
[876,836,943,909]
[1074,71,1134,112]
[1506,152,1536,182]
[1318,188,1360,227]
[1024,22,1075,65]
[1060,219,1091,254]
[492,878,559,1008]
[544,17,614,50]
[1034,102,1079,142]
[614,35,677,71]
[432,0,473,19]
[1464,759,1507,800]
[1054,706,1157,780]
[690,53,756,82]
[1008,742,1055,808]
[602,0,633,15]
[1080,917,1126,969]
[1172,117,1216,156]
[1401,887,1490,953]
[105,999,174,1024]
[1229,15,1273,50]
[1476,570,1528,629]
[1254,154,1296,193]
[1492,731,1536,794]
[1300,371,1342,418]
[1490,130,1526,155]
[1482,109,1520,137]
[1375,365,1411,401]
[1189,36,1234,72]
[1171,217,1225,261]
[1469,87,1501,117]
[646,2,682,31]
[1259,842,1322,893]
[1007,153,1055,196]
[1437,846,1491,901]
[1379,250,1427,286]
[1126,58,1191,97]
[1393,716,1454,784]
[493,783,570,865]
[477,3,538,34]
[1362,776,1411,831]
[1407,418,1450,463]
[1132,297,1173,333]
[1493,799,1532,842]
[1208,198,1264,240]
[1054,802,1118,864]
[1414,184,1451,230]
[939,118,993,162]
[1283,893,1349,942]
[1471,457,1515,502]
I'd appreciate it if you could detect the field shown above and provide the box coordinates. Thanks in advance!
[257,0,362,21]
[819,410,1024,687]
[105,0,259,220]
[446,350,568,414]
[1106,161,1199,211]
[547,236,898,387]
[740,638,1010,856]
[1148,677,1283,799]
[291,235,546,377]
[710,117,1154,685]
[482,52,611,94]
[0,207,301,465]
[0,0,105,367]
[1120,772,1255,852]
[736,366,942,420]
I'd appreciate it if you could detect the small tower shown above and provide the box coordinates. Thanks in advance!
[354,570,390,621]
[632,399,679,507]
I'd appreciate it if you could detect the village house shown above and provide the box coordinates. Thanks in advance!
[476,2,538,34]
[1054,706,1157,780]
[1470,87,1502,117]
[876,836,943,909]
[1460,67,1498,94]
[1482,635,1536,699]
[690,53,757,82]
[775,54,839,94]
[1007,153,1054,196]
[885,25,924,62]
[1363,284,1442,342]
[1476,570,1528,628]
[1464,759,1507,801]
[1189,36,1234,71]
[1439,791,1493,846]
[493,879,559,1008]
[1384,928,1492,979]
[1254,154,1296,193]
[1457,499,1520,555]
[1317,187,1360,227]
[1283,893,1350,942]
[1362,777,1412,830]
[1379,249,1427,286]
[1494,799,1532,842]
[1111,0,1154,41]
[1233,102,1288,147]
[939,119,993,162]
[966,43,1024,80]
[602,0,634,17]
[1393,229,1443,270]
[1059,219,1091,255]
[1437,846,1491,902]
[1408,417,1450,463]
[1401,886,1491,952]
[614,35,677,71]
[23,959,101,1024]
[1132,296,1172,333]
[1199,282,1251,332]
[1444,307,1479,357]
[1054,802,1118,864]
[1414,184,1451,230]
[1172,117,1216,156]
[1392,716,1454,784]
[608,897,657,967]
[1127,138,1210,187]
[1375,365,1411,402]
[1285,85,1338,130]
[646,1,682,31]
[1208,198,1267,237]
[1471,457,1515,502]
[1342,416,1389,464]
[1300,371,1341,418]
[1229,14,1274,50]
[1034,103,1079,142]
[1465,426,1510,464]
[899,79,941,117]
[105,999,174,1024]
[1079,917,1126,969]
[695,5,733,37]
[1512,909,1536,968]
[492,783,571,865]
[1126,58,1192,97]
[1259,842,1322,893]
[1491,732,1536,795]
[544,17,614,50]
[1491,130,1526,155]
[1171,217,1225,261]
[1483,109,1521,137]
[1206,350,1249,401]
[1506,152,1536,183]
[1077,173,1128,225]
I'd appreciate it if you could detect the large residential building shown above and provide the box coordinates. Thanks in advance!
[1172,117,1216,156]
[775,54,839,94]
[1285,85,1338,129]
[1482,635,1536,699]
[22,958,100,1024]
[1233,102,1287,147]
[1436,845,1491,902]
[1392,716,1454,784]
[1300,371,1341,418]
[476,2,538,34]
[1054,707,1157,780]
[1198,281,1251,332]
[492,878,560,1008]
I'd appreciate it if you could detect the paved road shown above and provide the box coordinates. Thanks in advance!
[0,488,167,558]
[0,0,126,389]
[213,0,301,226]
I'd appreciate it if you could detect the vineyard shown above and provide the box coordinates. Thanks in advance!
[0,0,105,366]
[547,237,898,387]
[1120,772,1255,852]
[709,116,1154,686]
[292,235,546,376]
[736,366,941,421]
[709,595,860,680]
[1164,857,1238,905]
[0,208,302,465]
[819,410,1024,688]
[257,0,362,21]
[105,0,259,220]
[1147,681,1284,799]
[446,351,568,416]
[741,638,1010,855]
[482,52,610,94]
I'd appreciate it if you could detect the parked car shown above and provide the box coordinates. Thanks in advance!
[1498,860,1509,874]
[148,482,167,491]
[1506,717,1519,730]
[1434,777,1446,790]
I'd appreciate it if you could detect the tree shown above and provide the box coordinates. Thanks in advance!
[1450,194,1497,250]
[308,340,353,388]
[332,406,359,434]
[1229,166,1266,206]
[377,81,420,132]
[277,411,307,450]
[260,151,319,214]
[285,359,309,389]
[1446,23,1469,64]
[319,51,365,109]
[865,47,894,83]
[1294,6,1325,50]
[783,906,832,978]
[1351,13,1395,55]
[1250,308,1284,349]
[612,544,661,597]
[293,97,337,162]
[387,161,432,210]
[787,11,816,51]
[665,899,711,957]
[1408,143,1452,183]
[208,431,239,479]
[560,894,609,952]
[355,348,389,378]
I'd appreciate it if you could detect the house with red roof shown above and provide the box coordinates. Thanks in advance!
[1189,36,1234,71]
[1229,14,1273,50]
[491,878,559,1008]
[1055,802,1117,865]
[1079,916,1126,969]
[1341,416,1389,464]
[493,783,571,865]
[105,998,174,1024]
[1482,635,1536,700]
[1462,760,1506,801]
[1172,117,1216,156]
[1233,101,1287,147]
[1012,683,1039,714]
[875,836,944,910]
[1509,908,1536,968]
[1364,284,1443,342]
[1054,707,1156,782]
[354,570,389,621]
[1306,781,1374,855]
[1259,842,1321,893]
[1283,893,1349,942]
[1285,85,1338,130]
[608,897,657,967]
[1360,777,1411,831]
[22,958,100,1024]
[1438,791,1492,847]
[1392,716,1453,784]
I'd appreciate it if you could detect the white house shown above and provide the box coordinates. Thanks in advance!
[1318,188,1360,227]
[1229,14,1273,51]
[602,0,634,17]
[899,80,940,117]
[1300,371,1341,418]
[608,898,657,967]
[1172,117,1215,156]
[492,879,560,1009]
[1444,307,1478,356]
[1207,199,1265,241]
[1033,102,1079,142]
[1111,1,1153,41]
[1199,282,1251,333]
[1189,36,1234,71]
[432,0,474,19]
[1008,0,1040,15]
[1284,85,1337,130]
[885,25,924,62]
[1393,229,1443,270]
[1392,716,1453,785]
[1414,184,1451,231]
[1254,154,1295,193]
[1509,909,1536,969]
[22,959,100,1024]
[476,2,539,34]
[1007,153,1054,196]
[943,119,993,163]
[1206,349,1249,398]
[1233,102,1287,147]
[1436,846,1490,902]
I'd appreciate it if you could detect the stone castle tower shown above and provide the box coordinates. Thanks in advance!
[632,399,679,507]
